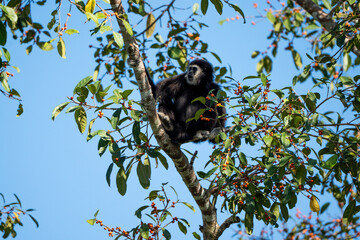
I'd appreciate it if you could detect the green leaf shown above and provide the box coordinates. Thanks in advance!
[64,29,79,35]
[0,5,18,25]
[106,163,114,187]
[57,37,66,59]
[320,202,330,214]
[283,19,291,31]
[16,103,23,117]
[154,33,164,43]
[85,0,95,13]
[28,214,39,228]
[280,204,289,221]
[181,202,195,212]
[111,108,121,129]
[37,41,54,51]
[112,31,124,48]
[270,203,280,220]
[2,47,10,61]
[116,166,127,196]
[135,206,148,219]
[157,152,169,170]
[146,13,156,38]
[140,224,150,239]
[336,35,345,47]
[230,4,246,23]
[296,165,306,185]
[267,11,276,24]
[100,25,111,34]
[323,154,338,169]
[168,47,183,59]
[292,50,302,69]
[245,212,253,235]
[130,110,141,122]
[73,76,93,94]
[137,157,151,189]
[93,209,99,217]
[343,200,356,224]
[263,135,273,147]
[192,96,206,104]
[343,52,351,72]
[0,71,10,92]
[323,0,331,9]
[192,232,201,240]
[261,73,267,86]
[210,0,223,15]
[87,218,96,225]
[26,45,33,55]
[281,132,291,148]
[0,21,7,46]
[51,102,70,120]
[178,221,187,234]
[132,121,141,144]
[98,138,109,157]
[201,0,209,15]
[122,19,133,36]
[85,12,99,25]
[251,51,260,58]
[74,107,87,134]
[162,228,171,240]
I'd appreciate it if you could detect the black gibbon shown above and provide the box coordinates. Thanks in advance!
[129,58,226,144]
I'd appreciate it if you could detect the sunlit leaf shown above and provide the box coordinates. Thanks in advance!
[113,31,124,48]
[85,0,95,13]
[192,3,199,13]
[65,29,79,35]
[122,19,133,36]
[51,102,70,120]
[144,13,156,38]
[74,107,87,134]
[57,37,66,59]
[310,196,320,214]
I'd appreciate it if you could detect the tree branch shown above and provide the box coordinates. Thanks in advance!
[109,1,221,239]
[135,0,176,37]
[214,215,240,239]
[294,0,360,58]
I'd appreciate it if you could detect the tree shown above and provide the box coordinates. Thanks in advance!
[0,194,38,238]
[1,0,360,239]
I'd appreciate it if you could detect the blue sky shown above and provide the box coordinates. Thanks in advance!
[0,1,343,239]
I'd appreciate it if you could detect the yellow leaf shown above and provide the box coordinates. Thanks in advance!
[146,13,156,38]
[13,212,21,223]
[310,196,320,214]
[85,0,95,13]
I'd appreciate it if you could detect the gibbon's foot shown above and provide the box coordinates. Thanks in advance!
[127,58,140,68]
[158,112,174,131]
[194,130,210,140]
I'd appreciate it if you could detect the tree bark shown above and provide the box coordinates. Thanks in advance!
[294,0,360,58]
[109,0,236,239]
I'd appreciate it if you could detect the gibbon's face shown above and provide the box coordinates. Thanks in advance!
[185,64,204,86]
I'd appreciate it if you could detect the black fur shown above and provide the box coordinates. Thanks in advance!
[147,59,226,144]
